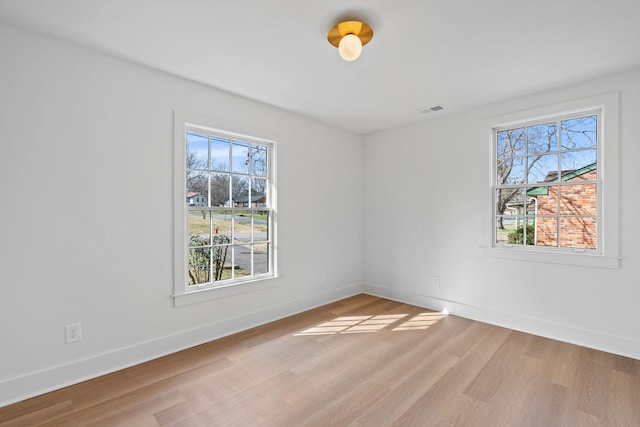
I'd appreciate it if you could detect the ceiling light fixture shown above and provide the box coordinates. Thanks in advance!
[327,20,373,62]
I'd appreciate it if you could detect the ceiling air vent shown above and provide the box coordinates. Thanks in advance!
[417,105,446,114]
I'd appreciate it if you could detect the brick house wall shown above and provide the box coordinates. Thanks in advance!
[534,169,597,249]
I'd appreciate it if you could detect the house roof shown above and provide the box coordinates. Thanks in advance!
[186,192,200,198]
[233,194,266,203]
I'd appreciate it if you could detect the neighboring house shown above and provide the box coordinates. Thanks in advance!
[233,194,266,208]
[186,191,207,207]
[527,163,597,248]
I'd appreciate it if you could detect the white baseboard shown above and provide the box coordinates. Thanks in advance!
[363,283,640,360]
[0,283,362,408]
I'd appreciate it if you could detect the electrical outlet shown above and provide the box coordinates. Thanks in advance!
[319,273,326,283]
[432,276,440,288]
[65,323,82,344]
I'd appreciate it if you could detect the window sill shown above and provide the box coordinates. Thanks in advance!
[173,275,281,307]
[481,246,620,269]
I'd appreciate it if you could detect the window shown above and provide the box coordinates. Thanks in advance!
[495,111,598,251]
[483,93,620,268]
[174,112,277,304]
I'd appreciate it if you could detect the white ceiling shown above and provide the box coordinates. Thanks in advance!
[1,0,639,134]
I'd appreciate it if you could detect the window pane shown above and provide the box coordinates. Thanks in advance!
[496,216,518,244]
[497,188,525,216]
[250,145,268,177]
[560,115,597,151]
[528,153,557,184]
[254,211,269,242]
[529,185,558,216]
[505,221,532,245]
[498,157,525,184]
[210,173,230,207]
[527,122,557,155]
[211,241,231,281]
[560,183,597,216]
[524,217,536,246]
[234,213,252,244]
[560,150,596,173]
[532,217,558,247]
[501,216,529,245]
[186,171,208,205]
[187,132,208,170]
[213,212,232,241]
[188,247,211,285]
[232,175,250,206]
[232,245,253,278]
[559,217,596,249]
[254,244,269,275]
[497,128,525,159]
[251,178,267,203]
[188,211,211,245]
[211,137,230,172]
[232,141,250,173]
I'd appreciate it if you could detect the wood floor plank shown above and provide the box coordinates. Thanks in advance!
[462,330,534,403]
[53,391,185,427]
[350,352,462,427]
[574,348,611,420]
[1,294,639,426]
[0,400,73,427]
[540,339,582,389]
[606,368,640,426]
[444,321,494,358]
[390,366,477,426]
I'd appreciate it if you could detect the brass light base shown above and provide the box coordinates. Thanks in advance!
[327,21,373,47]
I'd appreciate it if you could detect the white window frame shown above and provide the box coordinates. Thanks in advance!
[173,111,278,306]
[481,93,620,268]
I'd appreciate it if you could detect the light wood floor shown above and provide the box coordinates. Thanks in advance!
[2,294,639,426]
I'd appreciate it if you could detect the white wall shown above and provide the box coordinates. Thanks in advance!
[363,67,640,360]
[0,23,364,406]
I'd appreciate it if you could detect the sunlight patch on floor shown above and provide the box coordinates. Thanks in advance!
[294,311,446,336]
[392,312,446,331]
